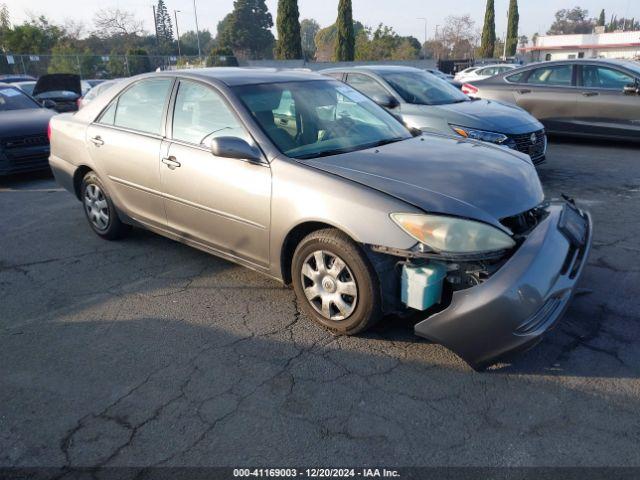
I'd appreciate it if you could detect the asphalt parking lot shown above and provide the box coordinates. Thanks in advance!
[1,140,639,468]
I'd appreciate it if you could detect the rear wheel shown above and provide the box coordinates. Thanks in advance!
[291,229,382,335]
[81,171,130,240]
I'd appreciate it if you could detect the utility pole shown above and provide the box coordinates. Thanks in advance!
[435,24,440,61]
[193,0,202,59]
[417,17,427,58]
[174,10,181,57]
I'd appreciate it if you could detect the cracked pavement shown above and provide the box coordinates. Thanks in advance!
[1,139,639,468]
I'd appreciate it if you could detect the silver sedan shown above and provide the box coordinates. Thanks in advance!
[48,68,592,369]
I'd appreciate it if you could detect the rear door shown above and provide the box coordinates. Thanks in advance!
[512,63,579,133]
[160,79,272,267]
[574,64,640,139]
[86,77,174,229]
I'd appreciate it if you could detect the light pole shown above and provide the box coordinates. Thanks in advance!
[435,24,440,61]
[174,10,181,57]
[193,0,202,60]
[417,17,427,58]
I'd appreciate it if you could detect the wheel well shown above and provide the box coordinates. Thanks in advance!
[73,166,92,199]
[280,221,337,285]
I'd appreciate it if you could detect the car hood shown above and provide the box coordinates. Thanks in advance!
[303,135,544,230]
[33,74,81,97]
[426,99,541,134]
[0,108,55,138]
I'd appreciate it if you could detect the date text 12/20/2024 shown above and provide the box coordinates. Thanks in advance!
[233,469,401,478]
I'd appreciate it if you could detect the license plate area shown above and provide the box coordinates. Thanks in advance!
[559,203,587,247]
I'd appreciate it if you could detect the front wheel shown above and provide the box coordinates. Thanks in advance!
[291,229,382,335]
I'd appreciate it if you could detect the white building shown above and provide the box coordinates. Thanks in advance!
[520,30,640,62]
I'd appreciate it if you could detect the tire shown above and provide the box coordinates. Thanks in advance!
[291,228,382,335]
[80,171,130,240]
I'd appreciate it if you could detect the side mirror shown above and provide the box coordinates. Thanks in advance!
[623,82,639,95]
[210,136,263,163]
[371,93,399,109]
[42,99,57,109]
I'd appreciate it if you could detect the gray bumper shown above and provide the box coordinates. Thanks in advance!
[414,203,593,368]
[49,154,77,196]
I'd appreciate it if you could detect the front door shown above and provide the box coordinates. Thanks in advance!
[160,79,271,267]
[575,64,640,139]
[86,77,174,228]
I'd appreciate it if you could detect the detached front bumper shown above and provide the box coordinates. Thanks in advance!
[414,202,593,368]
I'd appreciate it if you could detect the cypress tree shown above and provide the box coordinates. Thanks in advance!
[275,0,303,59]
[479,0,496,59]
[505,0,519,57]
[155,0,174,45]
[597,9,606,27]
[335,0,355,61]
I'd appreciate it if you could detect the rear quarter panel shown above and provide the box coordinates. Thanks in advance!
[49,113,92,195]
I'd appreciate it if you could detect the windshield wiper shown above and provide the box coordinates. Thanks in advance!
[295,137,407,160]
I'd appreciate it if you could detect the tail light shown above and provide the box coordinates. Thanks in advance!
[462,83,478,95]
[47,121,52,142]
[77,97,82,109]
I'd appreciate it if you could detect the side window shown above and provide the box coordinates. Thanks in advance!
[526,65,573,86]
[582,66,635,89]
[98,101,116,125]
[172,80,250,145]
[345,73,389,99]
[114,78,172,135]
[505,71,527,83]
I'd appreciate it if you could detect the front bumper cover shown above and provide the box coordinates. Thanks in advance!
[414,202,593,368]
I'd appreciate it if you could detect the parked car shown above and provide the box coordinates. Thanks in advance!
[78,79,122,109]
[0,83,55,175]
[13,80,36,96]
[453,66,479,82]
[32,74,83,112]
[49,69,592,369]
[425,68,454,81]
[463,59,640,142]
[455,64,518,83]
[85,79,106,88]
[0,74,36,83]
[322,66,547,164]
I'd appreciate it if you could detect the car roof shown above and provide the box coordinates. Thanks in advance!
[163,67,330,86]
[515,58,638,69]
[321,65,423,75]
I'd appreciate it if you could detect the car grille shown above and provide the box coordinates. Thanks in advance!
[515,296,563,335]
[3,134,48,149]
[500,204,549,237]
[509,129,546,165]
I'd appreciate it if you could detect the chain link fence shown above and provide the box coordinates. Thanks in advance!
[0,54,225,79]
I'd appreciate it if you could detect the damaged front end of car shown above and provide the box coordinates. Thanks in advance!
[368,200,592,370]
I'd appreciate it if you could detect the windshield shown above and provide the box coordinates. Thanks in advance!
[380,70,469,105]
[233,80,411,159]
[0,87,40,111]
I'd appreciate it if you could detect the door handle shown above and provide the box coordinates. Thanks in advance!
[162,156,181,170]
[90,136,104,146]
[516,89,531,94]
[582,91,599,97]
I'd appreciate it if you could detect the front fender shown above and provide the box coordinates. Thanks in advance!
[269,156,420,279]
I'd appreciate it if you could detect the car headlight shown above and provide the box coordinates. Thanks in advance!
[450,124,516,149]
[390,213,516,254]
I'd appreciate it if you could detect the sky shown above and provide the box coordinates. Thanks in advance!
[5,0,640,41]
